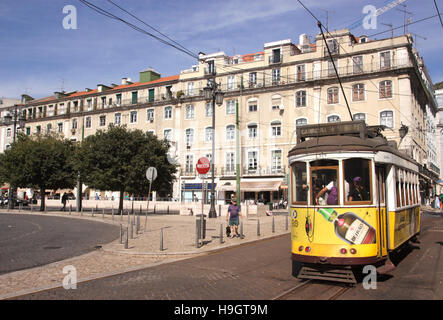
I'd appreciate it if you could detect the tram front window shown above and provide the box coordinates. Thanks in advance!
[344,158,371,204]
[292,162,307,204]
[310,160,339,206]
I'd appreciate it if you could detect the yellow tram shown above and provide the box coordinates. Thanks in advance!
[289,121,420,283]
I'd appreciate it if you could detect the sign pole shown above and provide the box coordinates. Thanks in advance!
[144,167,157,231]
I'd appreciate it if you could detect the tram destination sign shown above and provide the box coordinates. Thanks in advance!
[296,120,366,143]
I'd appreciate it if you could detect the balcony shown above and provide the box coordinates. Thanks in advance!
[242,166,286,176]
[269,54,283,64]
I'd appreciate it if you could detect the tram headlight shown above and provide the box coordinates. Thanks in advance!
[340,248,347,254]
[350,248,357,254]
[298,246,304,252]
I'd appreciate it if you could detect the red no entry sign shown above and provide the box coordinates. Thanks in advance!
[196,157,210,175]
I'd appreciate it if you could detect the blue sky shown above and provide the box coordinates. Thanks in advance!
[0,0,442,99]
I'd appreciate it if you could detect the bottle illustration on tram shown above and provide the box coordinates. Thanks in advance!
[317,208,376,245]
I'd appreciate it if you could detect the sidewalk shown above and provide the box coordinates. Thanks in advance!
[0,208,289,299]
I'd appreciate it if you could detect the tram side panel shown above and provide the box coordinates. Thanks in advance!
[388,206,420,250]
[291,206,380,263]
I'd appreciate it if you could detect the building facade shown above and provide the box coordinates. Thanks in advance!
[1,29,439,205]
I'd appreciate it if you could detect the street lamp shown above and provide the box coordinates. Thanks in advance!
[2,104,26,209]
[203,77,224,218]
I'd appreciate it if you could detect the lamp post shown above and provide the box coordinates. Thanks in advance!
[203,76,224,218]
[3,105,26,209]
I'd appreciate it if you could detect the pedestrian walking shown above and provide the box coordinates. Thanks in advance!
[61,192,68,211]
[435,194,440,210]
[226,199,242,238]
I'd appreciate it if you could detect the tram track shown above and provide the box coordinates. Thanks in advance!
[272,279,352,300]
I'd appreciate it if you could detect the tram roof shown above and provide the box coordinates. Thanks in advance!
[288,121,413,163]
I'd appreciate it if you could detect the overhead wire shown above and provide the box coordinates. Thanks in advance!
[77,0,199,60]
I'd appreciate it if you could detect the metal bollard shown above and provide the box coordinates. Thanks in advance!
[285,214,288,231]
[81,206,83,216]
[167,205,169,215]
[220,223,223,244]
[127,211,130,225]
[240,221,244,238]
[154,205,156,214]
[112,206,114,221]
[130,222,133,239]
[257,219,261,236]
[272,216,275,233]
[92,207,94,217]
[102,208,105,219]
[124,227,128,249]
[195,222,199,248]
[119,224,123,244]
[136,215,140,234]
[69,204,72,215]
[160,228,164,251]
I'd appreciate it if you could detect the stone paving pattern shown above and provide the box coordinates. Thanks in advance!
[0,207,289,299]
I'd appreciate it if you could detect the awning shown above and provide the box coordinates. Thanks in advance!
[240,181,281,192]
[216,182,236,192]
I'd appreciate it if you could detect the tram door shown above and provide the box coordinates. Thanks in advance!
[375,165,388,257]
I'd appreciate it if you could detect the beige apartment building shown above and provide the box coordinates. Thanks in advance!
[2,29,439,205]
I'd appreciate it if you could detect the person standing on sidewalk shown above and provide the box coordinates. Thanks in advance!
[226,199,242,238]
[61,193,68,211]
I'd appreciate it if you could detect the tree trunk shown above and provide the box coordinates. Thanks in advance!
[40,186,45,211]
[118,189,124,214]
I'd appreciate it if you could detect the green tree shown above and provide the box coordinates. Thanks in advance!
[75,124,177,213]
[0,133,77,211]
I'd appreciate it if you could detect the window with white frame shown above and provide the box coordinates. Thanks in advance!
[271,95,281,109]
[248,100,258,112]
[164,106,172,119]
[325,39,339,55]
[248,151,258,171]
[249,72,257,86]
[296,64,305,81]
[353,113,366,122]
[380,51,391,69]
[226,99,235,114]
[352,83,365,101]
[353,55,363,74]
[164,129,172,141]
[187,82,194,96]
[295,90,307,107]
[114,113,121,125]
[72,118,77,129]
[205,102,213,117]
[248,124,258,138]
[205,127,213,142]
[380,111,393,128]
[379,80,392,99]
[85,116,91,128]
[87,99,92,111]
[226,152,235,172]
[6,128,11,137]
[271,121,281,137]
[130,111,137,123]
[58,122,63,133]
[327,115,340,123]
[327,58,338,77]
[186,128,194,146]
[272,150,282,172]
[227,75,236,91]
[296,118,307,127]
[272,68,280,84]
[99,115,106,126]
[185,154,194,173]
[327,87,339,104]
[47,123,52,133]
[185,104,194,119]
[147,108,154,122]
[226,125,235,140]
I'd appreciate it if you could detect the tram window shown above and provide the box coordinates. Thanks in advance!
[292,162,307,204]
[396,182,401,207]
[310,160,339,206]
[343,158,371,204]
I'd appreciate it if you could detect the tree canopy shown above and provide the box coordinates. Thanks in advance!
[74,124,177,213]
[0,133,76,211]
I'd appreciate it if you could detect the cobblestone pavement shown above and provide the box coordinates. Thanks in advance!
[0,208,289,299]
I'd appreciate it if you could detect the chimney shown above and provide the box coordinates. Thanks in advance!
[299,34,309,46]
[122,78,128,85]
